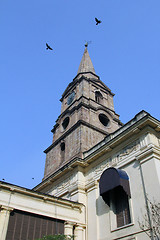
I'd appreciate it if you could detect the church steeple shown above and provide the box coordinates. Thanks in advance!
[77,47,96,74]
[43,47,123,180]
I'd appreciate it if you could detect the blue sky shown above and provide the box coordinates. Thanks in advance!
[0,0,160,189]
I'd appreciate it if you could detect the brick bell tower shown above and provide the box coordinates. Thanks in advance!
[43,47,122,180]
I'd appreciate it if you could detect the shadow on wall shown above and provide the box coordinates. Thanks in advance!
[96,195,110,216]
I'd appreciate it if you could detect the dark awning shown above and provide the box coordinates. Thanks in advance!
[99,167,131,205]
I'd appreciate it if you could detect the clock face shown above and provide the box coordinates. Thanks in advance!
[67,91,75,105]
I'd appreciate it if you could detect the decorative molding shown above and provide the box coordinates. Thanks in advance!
[0,182,83,211]
[112,140,140,165]
[119,140,140,158]
[0,206,14,212]
[140,134,147,149]
[86,140,141,185]
[86,180,98,192]
[86,161,108,185]
[136,144,160,163]
[52,172,78,195]
[57,180,71,193]
[155,125,160,132]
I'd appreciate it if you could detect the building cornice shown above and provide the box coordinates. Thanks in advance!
[0,181,84,211]
[83,112,160,162]
[135,144,160,163]
[35,111,160,191]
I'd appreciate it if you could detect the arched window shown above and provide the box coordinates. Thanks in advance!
[60,142,65,151]
[99,168,131,228]
[62,117,70,130]
[60,142,65,163]
[95,91,103,103]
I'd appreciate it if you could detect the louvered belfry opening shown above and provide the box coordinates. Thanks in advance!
[99,167,131,228]
[95,91,103,103]
[6,209,64,240]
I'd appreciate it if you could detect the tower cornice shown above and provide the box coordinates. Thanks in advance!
[52,97,121,133]
[45,119,109,154]
[60,74,114,102]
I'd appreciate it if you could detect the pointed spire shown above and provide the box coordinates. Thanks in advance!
[77,47,96,74]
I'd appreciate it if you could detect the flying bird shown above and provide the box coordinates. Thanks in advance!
[2,178,5,181]
[46,43,53,50]
[95,17,102,25]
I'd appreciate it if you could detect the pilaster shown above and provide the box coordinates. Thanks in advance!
[0,206,13,240]
[74,225,85,240]
[64,221,85,240]
[86,180,99,240]
[64,221,74,236]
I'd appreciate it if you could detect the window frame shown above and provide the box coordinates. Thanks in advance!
[95,91,103,104]
[109,189,133,231]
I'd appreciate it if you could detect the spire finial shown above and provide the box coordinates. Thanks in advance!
[85,42,88,48]
[77,43,95,74]
[84,41,91,48]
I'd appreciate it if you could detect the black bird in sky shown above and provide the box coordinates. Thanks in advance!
[95,17,102,25]
[46,43,53,50]
[2,178,5,181]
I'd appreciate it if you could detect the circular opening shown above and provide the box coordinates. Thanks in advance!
[60,142,65,151]
[99,114,109,126]
[62,117,70,129]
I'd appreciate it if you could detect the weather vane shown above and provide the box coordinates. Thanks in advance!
[84,41,92,48]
